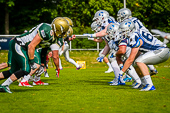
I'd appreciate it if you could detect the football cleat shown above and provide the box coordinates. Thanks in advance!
[33,80,49,85]
[132,83,141,89]
[44,71,49,77]
[76,66,82,70]
[150,70,158,76]
[109,78,118,84]
[0,85,12,93]
[118,75,125,85]
[105,68,113,73]
[18,81,33,87]
[140,84,156,91]
[123,75,132,82]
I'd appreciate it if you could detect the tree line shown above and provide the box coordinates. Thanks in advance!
[0,0,169,48]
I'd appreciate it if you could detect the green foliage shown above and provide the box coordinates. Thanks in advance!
[0,0,170,48]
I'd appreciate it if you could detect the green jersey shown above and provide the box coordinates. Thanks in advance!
[15,23,58,49]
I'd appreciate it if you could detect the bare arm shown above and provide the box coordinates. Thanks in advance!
[93,37,103,43]
[95,25,109,37]
[121,39,143,72]
[28,33,41,60]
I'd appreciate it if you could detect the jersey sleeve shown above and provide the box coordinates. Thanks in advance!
[38,23,54,41]
[128,33,141,48]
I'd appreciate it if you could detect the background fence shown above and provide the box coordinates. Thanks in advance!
[0,35,102,51]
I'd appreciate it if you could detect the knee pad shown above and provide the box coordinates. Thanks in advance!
[14,70,29,79]
[2,70,12,79]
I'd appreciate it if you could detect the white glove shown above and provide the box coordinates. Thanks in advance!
[88,38,94,40]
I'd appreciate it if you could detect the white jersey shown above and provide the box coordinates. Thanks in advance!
[127,17,149,32]
[128,30,166,52]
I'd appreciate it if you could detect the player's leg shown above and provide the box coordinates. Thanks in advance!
[135,48,170,91]
[108,51,125,85]
[147,65,158,76]
[0,40,31,93]
[19,49,41,87]
[99,49,113,73]
[59,58,63,70]
[64,49,81,70]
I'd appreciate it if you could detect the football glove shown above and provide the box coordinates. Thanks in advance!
[35,65,44,77]
[96,56,104,62]
[56,69,60,78]
[118,70,125,85]
[30,62,37,70]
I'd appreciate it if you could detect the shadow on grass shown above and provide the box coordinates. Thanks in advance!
[12,88,52,92]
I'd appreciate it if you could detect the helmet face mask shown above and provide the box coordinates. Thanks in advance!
[119,20,135,40]
[51,17,69,37]
[93,10,109,26]
[91,21,101,32]
[63,26,73,39]
[117,8,132,23]
[106,23,120,41]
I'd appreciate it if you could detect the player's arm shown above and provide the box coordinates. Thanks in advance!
[84,24,109,38]
[116,45,127,57]
[28,33,41,60]
[116,45,127,65]
[92,37,103,42]
[121,39,143,73]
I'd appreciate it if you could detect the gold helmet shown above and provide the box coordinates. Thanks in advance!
[51,17,69,37]
[63,17,73,27]
[63,26,73,39]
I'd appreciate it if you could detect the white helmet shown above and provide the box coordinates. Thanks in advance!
[108,16,115,23]
[106,23,120,40]
[117,8,132,23]
[93,10,109,26]
[119,20,135,39]
[91,21,101,32]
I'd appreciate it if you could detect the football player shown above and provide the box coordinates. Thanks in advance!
[117,8,158,76]
[58,17,81,70]
[0,17,70,93]
[151,29,170,44]
[118,20,170,91]
[89,21,113,73]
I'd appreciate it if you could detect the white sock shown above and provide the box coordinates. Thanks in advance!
[147,65,155,71]
[59,58,63,69]
[144,75,153,85]
[111,60,120,78]
[34,76,40,82]
[2,77,13,86]
[68,59,79,68]
[107,62,112,69]
[127,66,141,83]
[140,77,146,86]
[21,74,31,82]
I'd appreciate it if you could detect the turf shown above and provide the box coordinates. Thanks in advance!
[0,51,170,113]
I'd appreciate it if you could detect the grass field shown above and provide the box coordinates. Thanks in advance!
[0,51,170,113]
